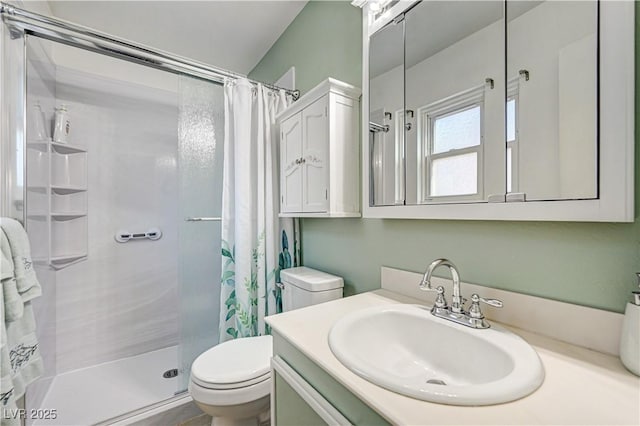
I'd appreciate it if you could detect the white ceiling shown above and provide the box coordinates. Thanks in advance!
[48,1,308,75]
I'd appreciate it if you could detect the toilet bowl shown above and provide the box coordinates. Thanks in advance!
[188,335,272,426]
[189,267,344,426]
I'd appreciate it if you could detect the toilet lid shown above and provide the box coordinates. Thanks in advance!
[191,335,272,388]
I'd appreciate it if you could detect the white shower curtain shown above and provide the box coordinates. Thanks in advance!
[219,78,297,341]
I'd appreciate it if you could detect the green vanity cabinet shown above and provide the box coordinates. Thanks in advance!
[271,332,390,426]
[273,370,329,426]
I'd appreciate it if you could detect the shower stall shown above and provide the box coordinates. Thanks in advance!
[0,3,295,425]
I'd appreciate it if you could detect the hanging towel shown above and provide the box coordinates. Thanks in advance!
[1,231,22,322]
[0,218,41,304]
[0,218,43,426]
[0,302,42,426]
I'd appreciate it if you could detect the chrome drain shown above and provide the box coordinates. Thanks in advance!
[426,379,447,385]
[163,369,179,379]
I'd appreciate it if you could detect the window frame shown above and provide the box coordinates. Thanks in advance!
[394,108,405,205]
[506,78,519,194]
[418,85,486,203]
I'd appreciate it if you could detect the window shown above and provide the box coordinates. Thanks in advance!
[419,88,484,202]
[394,109,405,204]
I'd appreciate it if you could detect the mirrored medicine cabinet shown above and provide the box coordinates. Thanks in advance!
[362,0,634,222]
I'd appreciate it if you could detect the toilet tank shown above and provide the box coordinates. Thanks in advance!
[280,267,344,312]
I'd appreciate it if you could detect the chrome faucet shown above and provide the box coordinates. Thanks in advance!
[419,258,503,329]
[420,258,464,313]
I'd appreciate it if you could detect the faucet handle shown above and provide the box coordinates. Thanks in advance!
[478,295,503,308]
[468,293,503,319]
[432,286,447,309]
[419,283,448,309]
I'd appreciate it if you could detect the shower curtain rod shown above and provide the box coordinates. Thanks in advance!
[0,2,300,100]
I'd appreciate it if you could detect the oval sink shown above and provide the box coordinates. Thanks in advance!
[328,304,544,406]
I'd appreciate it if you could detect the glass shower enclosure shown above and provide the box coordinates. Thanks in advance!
[1,6,223,424]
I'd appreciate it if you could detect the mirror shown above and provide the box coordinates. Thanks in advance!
[369,17,405,206]
[368,0,600,207]
[405,0,504,205]
[507,1,598,201]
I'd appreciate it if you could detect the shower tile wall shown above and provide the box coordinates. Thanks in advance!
[25,37,57,415]
[53,65,180,373]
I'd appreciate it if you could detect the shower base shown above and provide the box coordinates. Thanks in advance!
[34,346,181,425]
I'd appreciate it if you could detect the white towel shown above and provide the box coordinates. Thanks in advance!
[0,218,41,304]
[0,218,43,426]
[1,303,43,426]
[1,231,22,322]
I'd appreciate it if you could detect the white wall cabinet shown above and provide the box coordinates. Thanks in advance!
[278,78,361,218]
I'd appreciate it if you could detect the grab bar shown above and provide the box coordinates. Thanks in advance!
[115,227,162,243]
[185,217,222,222]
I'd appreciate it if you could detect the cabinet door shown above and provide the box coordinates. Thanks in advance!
[280,113,303,213]
[302,95,329,212]
[272,356,351,426]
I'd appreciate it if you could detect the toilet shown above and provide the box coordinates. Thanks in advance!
[188,267,344,426]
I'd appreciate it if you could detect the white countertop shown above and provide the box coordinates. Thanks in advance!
[265,290,640,425]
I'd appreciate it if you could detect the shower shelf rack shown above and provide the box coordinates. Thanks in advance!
[28,141,86,154]
[26,137,88,270]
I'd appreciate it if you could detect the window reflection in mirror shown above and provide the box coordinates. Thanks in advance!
[404,1,504,204]
[369,18,405,207]
[368,0,599,207]
[507,1,598,201]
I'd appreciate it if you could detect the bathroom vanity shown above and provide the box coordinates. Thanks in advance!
[265,268,640,425]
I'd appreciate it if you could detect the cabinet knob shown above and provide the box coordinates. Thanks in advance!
[301,157,306,164]
[295,159,300,165]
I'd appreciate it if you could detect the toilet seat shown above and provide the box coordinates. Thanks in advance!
[190,335,273,390]
[189,374,271,407]
[192,371,270,390]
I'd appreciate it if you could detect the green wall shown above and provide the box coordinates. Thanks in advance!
[250,1,640,313]
[249,0,361,94]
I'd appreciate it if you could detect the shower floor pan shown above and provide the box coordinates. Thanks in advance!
[34,346,180,425]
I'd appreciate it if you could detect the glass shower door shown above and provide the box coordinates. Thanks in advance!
[177,76,224,392]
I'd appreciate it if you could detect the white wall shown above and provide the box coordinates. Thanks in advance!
[508,1,597,201]
[51,44,180,372]
[52,45,178,94]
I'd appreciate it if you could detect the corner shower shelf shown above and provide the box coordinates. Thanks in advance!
[50,253,88,270]
[51,212,87,221]
[51,185,87,194]
[50,141,86,154]
[28,139,87,154]
[25,136,88,271]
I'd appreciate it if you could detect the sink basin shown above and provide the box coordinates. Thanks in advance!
[328,304,544,406]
